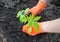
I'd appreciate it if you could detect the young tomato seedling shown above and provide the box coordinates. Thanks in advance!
[16,8,41,34]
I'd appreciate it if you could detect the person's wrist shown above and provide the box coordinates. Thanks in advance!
[42,21,55,32]
[41,21,51,32]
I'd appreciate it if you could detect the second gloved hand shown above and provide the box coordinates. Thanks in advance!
[28,0,47,16]
[22,22,44,36]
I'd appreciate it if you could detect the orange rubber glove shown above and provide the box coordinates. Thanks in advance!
[22,18,60,36]
[29,0,47,16]
[22,22,44,36]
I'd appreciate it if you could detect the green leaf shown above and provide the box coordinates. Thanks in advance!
[27,14,34,26]
[28,27,32,34]
[19,15,27,23]
[33,22,39,31]
[28,20,33,26]
[31,14,34,19]
[28,14,31,21]
[33,16,41,21]
[28,14,34,21]
[24,8,29,15]
[29,14,34,19]
[16,11,23,18]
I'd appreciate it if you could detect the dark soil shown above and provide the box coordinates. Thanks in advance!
[0,0,60,42]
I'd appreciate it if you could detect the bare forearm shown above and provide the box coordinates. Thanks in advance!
[43,18,60,33]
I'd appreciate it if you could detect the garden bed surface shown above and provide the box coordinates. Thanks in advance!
[0,0,60,42]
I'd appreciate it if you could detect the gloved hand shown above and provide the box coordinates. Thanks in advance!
[22,22,44,36]
[22,18,60,36]
[28,0,47,16]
